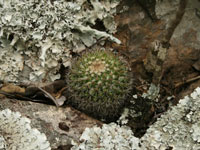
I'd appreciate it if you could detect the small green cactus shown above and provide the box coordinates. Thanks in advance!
[67,50,132,120]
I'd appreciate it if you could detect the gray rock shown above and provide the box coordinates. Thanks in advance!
[0,98,101,149]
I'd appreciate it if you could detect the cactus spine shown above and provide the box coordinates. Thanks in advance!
[67,50,132,120]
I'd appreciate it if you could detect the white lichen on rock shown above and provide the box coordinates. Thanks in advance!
[141,87,200,150]
[142,83,160,102]
[0,109,51,150]
[71,123,140,150]
[0,0,121,82]
[0,46,24,82]
[117,108,129,125]
[74,87,200,150]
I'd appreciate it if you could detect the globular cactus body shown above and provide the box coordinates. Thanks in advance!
[67,50,132,120]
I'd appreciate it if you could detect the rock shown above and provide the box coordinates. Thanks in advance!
[0,98,102,149]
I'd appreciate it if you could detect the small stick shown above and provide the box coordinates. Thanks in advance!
[38,87,59,107]
[175,75,200,88]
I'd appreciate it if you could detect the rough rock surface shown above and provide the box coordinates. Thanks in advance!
[1,0,200,149]
[156,0,200,49]
[0,98,102,149]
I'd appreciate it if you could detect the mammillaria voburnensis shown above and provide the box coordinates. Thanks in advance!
[0,109,51,150]
[67,50,132,120]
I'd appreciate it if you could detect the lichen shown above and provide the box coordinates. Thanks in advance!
[71,123,141,150]
[0,109,51,150]
[141,87,200,150]
[73,87,200,150]
[142,83,160,102]
[0,0,121,82]
[117,108,129,125]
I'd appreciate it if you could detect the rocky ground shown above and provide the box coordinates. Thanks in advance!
[0,0,200,149]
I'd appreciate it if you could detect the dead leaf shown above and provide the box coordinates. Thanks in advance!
[0,84,25,98]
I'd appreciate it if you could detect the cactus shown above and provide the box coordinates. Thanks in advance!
[67,50,132,120]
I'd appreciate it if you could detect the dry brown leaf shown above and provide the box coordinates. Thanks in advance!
[0,84,25,98]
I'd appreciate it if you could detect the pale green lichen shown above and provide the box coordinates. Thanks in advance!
[141,87,200,150]
[142,83,160,102]
[71,123,141,150]
[0,109,51,150]
[73,87,200,150]
[0,0,121,82]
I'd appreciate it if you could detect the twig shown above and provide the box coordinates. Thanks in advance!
[144,0,188,85]
[37,87,59,107]
[0,91,34,101]
[175,75,200,88]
